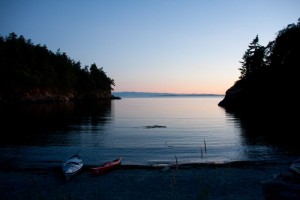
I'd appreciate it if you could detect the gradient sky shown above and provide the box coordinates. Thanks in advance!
[1,0,299,94]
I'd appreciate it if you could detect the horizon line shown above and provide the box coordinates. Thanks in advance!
[112,91,224,96]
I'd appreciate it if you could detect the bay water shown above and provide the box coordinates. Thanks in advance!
[0,96,298,169]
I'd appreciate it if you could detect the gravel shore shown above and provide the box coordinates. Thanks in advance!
[0,160,294,200]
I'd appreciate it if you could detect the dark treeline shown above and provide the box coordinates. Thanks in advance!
[219,18,300,112]
[0,32,115,103]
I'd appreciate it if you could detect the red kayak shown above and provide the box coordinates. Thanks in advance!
[91,157,122,175]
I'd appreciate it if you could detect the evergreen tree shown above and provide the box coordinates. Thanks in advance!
[0,32,115,102]
[238,35,266,81]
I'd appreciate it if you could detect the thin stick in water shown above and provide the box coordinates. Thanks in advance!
[200,147,203,158]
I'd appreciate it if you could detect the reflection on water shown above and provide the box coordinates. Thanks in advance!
[0,101,112,146]
[224,108,300,155]
[0,97,299,168]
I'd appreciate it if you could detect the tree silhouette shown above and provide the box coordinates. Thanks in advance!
[267,19,300,91]
[219,18,300,111]
[238,35,266,81]
[0,32,115,103]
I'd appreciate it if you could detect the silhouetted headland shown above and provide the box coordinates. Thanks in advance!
[0,32,117,104]
[218,18,299,134]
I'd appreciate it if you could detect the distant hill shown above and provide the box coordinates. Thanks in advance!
[112,92,224,98]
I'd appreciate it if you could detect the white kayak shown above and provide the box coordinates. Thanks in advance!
[62,154,83,180]
[290,158,300,174]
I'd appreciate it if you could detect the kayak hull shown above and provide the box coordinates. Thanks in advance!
[91,157,122,175]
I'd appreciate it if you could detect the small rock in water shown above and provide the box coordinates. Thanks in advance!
[145,125,167,129]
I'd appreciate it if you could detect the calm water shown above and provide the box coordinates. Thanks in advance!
[0,97,299,169]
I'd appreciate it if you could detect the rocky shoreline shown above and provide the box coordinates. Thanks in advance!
[1,160,298,200]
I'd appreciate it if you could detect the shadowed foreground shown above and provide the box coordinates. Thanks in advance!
[0,160,295,200]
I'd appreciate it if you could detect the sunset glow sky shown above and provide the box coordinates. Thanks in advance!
[1,0,299,94]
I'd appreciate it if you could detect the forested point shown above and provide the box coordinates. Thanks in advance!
[0,32,116,103]
[219,18,300,112]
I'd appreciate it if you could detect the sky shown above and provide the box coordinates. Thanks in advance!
[1,0,299,94]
